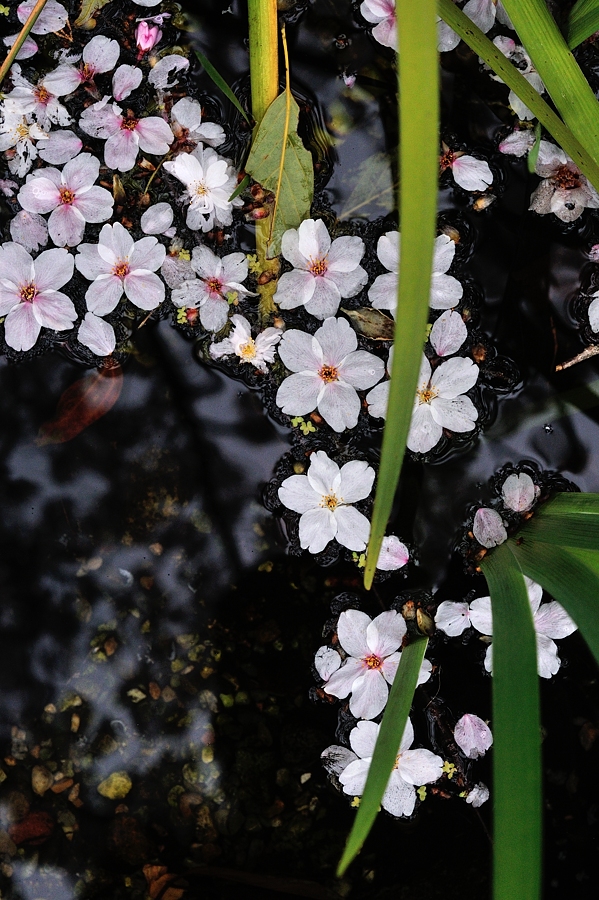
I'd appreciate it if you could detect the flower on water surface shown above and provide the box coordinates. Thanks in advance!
[278,450,374,554]
[209,314,282,373]
[171,98,225,149]
[276,317,384,433]
[6,65,71,131]
[435,577,577,678]
[489,37,545,121]
[274,219,368,320]
[454,714,493,759]
[136,21,162,54]
[430,309,468,356]
[3,1,68,60]
[164,145,240,232]
[360,0,396,49]
[44,36,120,97]
[472,507,507,548]
[407,353,479,454]
[76,222,166,315]
[369,231,463,314]
[78,312,116,357]
[18,152,114,247]
[321,608,431,719]
[440,143,493,192]
[529,141,599,222]
[324,718,443,818]
[501,472,539,512]
[377,535,409,571]
[498,127,536,158]
[0,103,82,177]
[0,243,75,352]
[79,97,174,173]
[466,783,490,807]
[171,246,255,332]
[112,65,143,103]
[461,0,513,33]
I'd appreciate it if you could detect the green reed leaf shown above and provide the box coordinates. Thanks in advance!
[481,544,542,900]
[194,49,250,124]
[363,0,439,590]
[337,636,428,876]
[228,174,250,202]
[519,513,599,550]
[527,121,542,174]
[74,0,110,27]
[567,0,599,49]
[534,492,599,515]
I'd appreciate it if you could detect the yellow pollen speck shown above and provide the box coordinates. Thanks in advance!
[320,493,341,511]
[417,386,438,405]
[194,181,208,197]
[60,187,75,205]
[113,261,129,278]
[16,123,29,139]
[364,654,382,669]
[34,85,50,103]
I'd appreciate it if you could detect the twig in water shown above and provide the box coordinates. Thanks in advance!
[555,344,599,371]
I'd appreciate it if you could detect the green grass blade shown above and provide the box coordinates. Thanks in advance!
[500,0,599,169]
[194,49,250,124]
[567,0,599,49]
[363,0,439,590]
[228,174,250,202]
[481,544,541,900]
[508,539,599,667]
[0,0,49,86]
[519,514,599,550]
[337,636,428,876]
[437,0,599,190]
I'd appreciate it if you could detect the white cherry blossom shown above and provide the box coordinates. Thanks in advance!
[454,714,493,759]
[440,143,493,191]
[6,65,71,130]
[164,145,240,232]
[490,37,545,120]
[171,246,255,332]
[360,0,396,49]
[44,36,120,96]
[0,243,75,352]
[462,0,513,32]
[430,309,468,356]
[209,314,282,373]
[78,312,116,357]
[473,507,507,547]
[407,354,479,454]
[79,97,173,173]
[0,107,46,177]
[501,472,538,512]
[75,222,166,315]
[377,535,409,571]
[529,141,599,222]
[18,152,114,247]
[171,98,225,149]
[276,317,384,432]
[275,219,367,320]
[278,450,374,554]
[466,783,490,807]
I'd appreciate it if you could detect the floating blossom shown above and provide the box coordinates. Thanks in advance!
[78,312,116,357]
[9,210,48,253]
[0,243,75,352]
[529,141,599,222]
[274,219,367,320]
[209,314,282,373]
[6,65,71,130]
[18,152,114,247]
[148,55,190,90]
[466,783,490,807]
[498,127,536,157]
[112,65,143,102]
[369,231,463,315]
[44,36,120,96]
[454,714,493,759]
[430,309,468,356]
[407,354,479,454]
[136,21,162,54]
[440,142,493,191]
[462,0,513,33]
[171,98,225,149]
[171,247,255,332]
[276,317,384,432]
[360,0,396,49]
[79,97,173,173]
[0,108,46,177]
[278,450,374,554]
[473,507,507,548]
[75,222,166,315]
[501,472,538,512]
[377,535,409,571]
[336,719,444,818]
[489,37,545,120]
[164,145,240,232]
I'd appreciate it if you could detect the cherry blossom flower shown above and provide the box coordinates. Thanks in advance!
[529,141,599,222]
[44,36,120,96]
[473,507,507,547]
[489,37,545,120]
[18,152,114,247]
[377,535,409,571]
[498,127,536,157]
[360,0,396,49]
[136,21,162,54]
[209,314,282,373]
[501,472,538,512]
[276,317,384,432]
[171,98,225,149]
[171,246,255,332]
[440,142,493,191]
[323,609,430,719]
[79,97,174,173]
[75,222,166,315]
[454,714,493,758]
[274,219,367,320]
[112,65,143,102]
[407,354,479,453]
[336,719,444,817]
[466,783,490,807]
[0,107,47,177]
[369,231,463,314]
[9,210,48,253]
[148,55,190,90]
[430,309,468,356]
[0,243,75,352]
[462,0,513,33]
[164,146,240,232]
[6,65,71,130]
[278,450,374,554]
[78,312,115,357]
[140,202,175,236]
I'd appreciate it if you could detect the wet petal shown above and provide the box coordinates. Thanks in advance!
[435,601,471,636]
[451,155,493,191]
[298,506,337,553]
[318,380,361,432]
[398,748,444,786]
[276,372,322,416]
[376,535,409,571]
[473,508,507,548]
[124,270,165,310]
[334,504,371,551]
[306,450,339,496]
[337,608,372,658]
[314,645,342,681]
[454,714,493,759]
[314,316,356,365]
[349,719,379,759]
[278,474,319,514]
[350,670,389,719]
[534,601,577,640]
[501,472,537,512]
[4,302,41,351]
[78,312,116,356]
[337,459,375,503]
[367,610,406,657]
[469,595,493,635]
[429,310,467,356]
[324,657,364,698]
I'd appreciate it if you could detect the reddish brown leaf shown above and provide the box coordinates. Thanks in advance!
[36,365,123,446]
[9,811,55,845]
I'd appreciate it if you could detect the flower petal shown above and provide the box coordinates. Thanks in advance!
[298,506,337,553]
[78,312,116,356]
[337,608,372,658]
[473,508,507,548]
[278,474,319,514]
[469,595,493,635]
[367,610,406,657]
[334,504,371,551]
[276,373,322,416]
[454,714,493,759]
[350,670,389,719]
[435,601,471,636]
[337,459,375,503]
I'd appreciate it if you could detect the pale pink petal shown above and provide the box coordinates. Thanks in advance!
[349,719,379,759]
[337,459,375,503]
[3,34,38,60]
[381,773,417,817]
[454,714,493,758]
[124,270,165,310]
[325,658,364,699]
[334,505,371,551]
[499,129,536,157]
[469,596,493,635]
[372,17,396,49]
[452,155,493,191]
[72,186,114,224]
[278,329,323,372]
[136,116,174,155]
[501,472,536,512]
[147,55,189,90]
[306,450,340,496]
[18,175,61,214]
[18,0,67,34]
[337,609,372,658]
[431,356,478,398]
[430,395,478,433]
[278,474,319,514]
[38,130,82,165]
[376,535,409,571]
[83,35,119,73]
[429,273,464,310]
[4,302,40,351]
[76,245,112,281]
[304,276,342,319]
[298,506,337,553]
[350,669,389,719]
[129,236,165,271]
[9,211,48,253]
[297,218,331,262]
[473,508,507,548]
[435,601,471,637]
[339,758,371,796]
[325,266,368,299]
[34,247,74,291]
[534,601,577,640]
[326,235,365,273]
[536,633,561,679]
[318,380,361,431]
[104,129,139,172]
[61,152,100,191]
[275,269,316,309]
[199,297,229,332]
[32,290,76,330]
[42,65,81,96]
[407,403,442,454]
[78,312,115,356]
[314,316,356,364]
[48,204,85,247]
[380,651,401,684]
[85,275,124,315]
[368,271,398,313]
[462,0,495,32]
[276,373,322,416]
[466,783,490,807]
[112,65,143,101]
[398,748,444,785]
[140,202,173,234]
[367,610,406,657]
[430,310,467,356]
[366,380,389,419]
[314,646,341,681]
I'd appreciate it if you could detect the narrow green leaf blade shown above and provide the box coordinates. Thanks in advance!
[519,513,599,550]
[364,0,439,589]
[567,0,599,49]
[337,637,428,876]
[527,121,542,174]
[481,544,541,900]
[535,492,599,515]
[228,173,250,202]
[194,49,250,123]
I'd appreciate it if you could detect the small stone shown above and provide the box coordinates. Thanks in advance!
[149,682,161,700]
[31,765,53,796]
[149,543,163,556]
[140,576,154,590]
[161,686,177,703]
[127,689,147,703]
[97,771,133,800]
[51,778,74,794]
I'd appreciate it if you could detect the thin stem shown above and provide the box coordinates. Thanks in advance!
[0,0,49,87]
[555,344,599,370]
[267,25,291,249]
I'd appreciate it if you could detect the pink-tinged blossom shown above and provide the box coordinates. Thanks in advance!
[462,0,513,32]
[18,152,114,247]
[136,21,162,54]
[209,314,282,373]
[499,127,536,158]
[276,317,384,432]
[377,535,409,571]
[17,0,68,32]
[7,65,71,130]
[78,312,116,357]
[466,783,490,807]
[530,141,599,222]
[79,97,173,173]
[407,354,479,454]
[430,309,468,357]
[171,246,255,332]
[454,714,493,759]
[9,210,48,253]
[164,146,240,232]
[369,231,463,314]
[337,719,444,817]
[171,98,225,149]
[501,472,539,512]
[489,37,545,120]
[473,507,507,548]
[278,450,374,554]
[75,222,166,315]
[112,65,143,102]
[360,0,396,49]
[0,243,75,352]
[44,36,120,96]
[0,102,82,176]
[274,219,368,320]
[148,55,189,90]
[440,143,493,191]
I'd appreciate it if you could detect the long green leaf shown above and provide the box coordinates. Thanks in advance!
[481,544,541,900]
[337,637,428,876]
[508,539,599,667]
[535,492,599,515]
[194,49,250,124]
[567,0,599,49]
[363,0,439,590]
[437,0,599,190]
[518,514,599,550]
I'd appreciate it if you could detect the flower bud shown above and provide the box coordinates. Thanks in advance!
[136,21,162,54]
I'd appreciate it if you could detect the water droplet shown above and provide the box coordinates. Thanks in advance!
[543,424,553,434]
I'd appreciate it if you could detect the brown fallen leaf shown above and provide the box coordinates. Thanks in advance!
[341,307,395,341]
[36,365,123,446]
